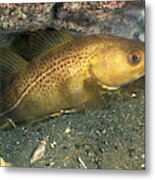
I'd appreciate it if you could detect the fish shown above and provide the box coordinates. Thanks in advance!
[0,29,144,126]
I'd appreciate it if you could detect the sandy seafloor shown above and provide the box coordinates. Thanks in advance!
[0,1,145,169]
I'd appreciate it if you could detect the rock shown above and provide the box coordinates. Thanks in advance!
[0,3,55,33]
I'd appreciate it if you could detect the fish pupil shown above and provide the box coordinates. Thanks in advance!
[132,55,138,61]
[128,50,141,65]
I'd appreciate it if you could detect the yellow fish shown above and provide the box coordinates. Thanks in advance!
[0,29,144,126]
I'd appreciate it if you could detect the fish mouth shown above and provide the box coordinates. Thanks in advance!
[101,84,119,90]
[95,79,120,90]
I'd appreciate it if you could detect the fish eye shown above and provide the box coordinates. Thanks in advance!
[128,49,141,65]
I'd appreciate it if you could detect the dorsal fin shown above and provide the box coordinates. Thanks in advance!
[10,29,74,60]
[10,33,34,61]
[0,48,28,91]
[29,28,74,57]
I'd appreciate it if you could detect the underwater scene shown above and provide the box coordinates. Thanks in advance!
[0,1,145,169]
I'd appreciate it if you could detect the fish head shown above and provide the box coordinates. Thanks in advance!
[90,37,145,90]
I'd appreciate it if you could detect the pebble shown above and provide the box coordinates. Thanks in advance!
[141,163,145,168]
[30,140,47,164]
[50,141,57,148]
[131,93,137,98]
[77,157,87,169]
[65,127,71,134]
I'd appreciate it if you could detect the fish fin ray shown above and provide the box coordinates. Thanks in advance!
[29,28,74,57]
[10,33,34,60]
[0,48,28,90]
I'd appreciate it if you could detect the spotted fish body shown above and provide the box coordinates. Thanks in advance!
[0,31,144,124]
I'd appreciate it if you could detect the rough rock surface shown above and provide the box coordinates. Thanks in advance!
[0,1,144,47]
